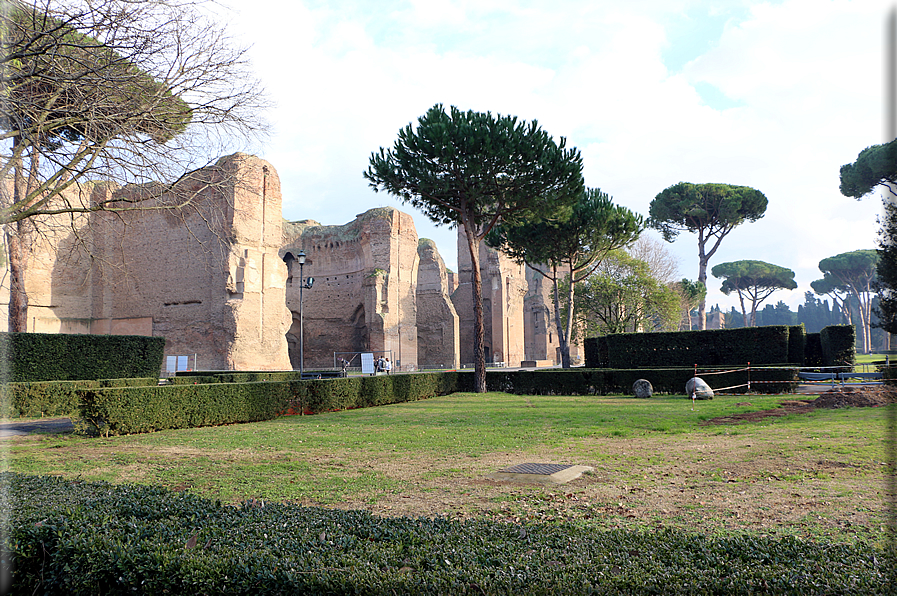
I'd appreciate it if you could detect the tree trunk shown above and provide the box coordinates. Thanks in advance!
[6,227,28,332]
[464,227,487,393]
[7,139,30,332]
[550,263,571,368]
[697,231,708,331]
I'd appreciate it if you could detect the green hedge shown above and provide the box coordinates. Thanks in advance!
[805,333,824,367]
[585,324,857,369]
[2,378,157,418]
[5,474,889,595]
[481,368,798,396]
[0,332,165,382]
[79,382,295,435]
[171,371,306,383]
[79,373,474,435]
[787,325,806,364]
[590,326,793,368]
[78,369,801,435]
[820,324,856,368]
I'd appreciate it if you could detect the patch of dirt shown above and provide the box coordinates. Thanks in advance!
[701,387,896,426]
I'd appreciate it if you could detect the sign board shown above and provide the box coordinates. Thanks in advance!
[360,352,375,375]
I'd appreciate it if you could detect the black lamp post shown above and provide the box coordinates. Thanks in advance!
[297,251,314,376]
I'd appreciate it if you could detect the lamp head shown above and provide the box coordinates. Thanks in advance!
[297,251,306,265]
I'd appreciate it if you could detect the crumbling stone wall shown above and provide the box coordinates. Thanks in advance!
[523,266,582,365]
[2,153,292,371]
[452,231,527,367]
[416,238,460,369]
[281,207,419,370]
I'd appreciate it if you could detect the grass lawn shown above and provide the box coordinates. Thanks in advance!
[4,392,894,546]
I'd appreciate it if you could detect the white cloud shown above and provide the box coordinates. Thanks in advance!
[220,0,889,315]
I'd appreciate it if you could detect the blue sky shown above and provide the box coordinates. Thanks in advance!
[219,0,887,313]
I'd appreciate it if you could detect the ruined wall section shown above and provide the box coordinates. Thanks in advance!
[452,230,526,366]
[523,265,583,365]
[416,238,460,369]
[10,153,292,370]
[90,153,291,370]
[221,155,292,370]
[524,267,557,362]
[5,182,105,334]
[281,207,419,370]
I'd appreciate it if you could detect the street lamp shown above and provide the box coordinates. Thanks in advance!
[297,251,314,376]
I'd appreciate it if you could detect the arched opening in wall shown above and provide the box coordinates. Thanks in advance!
[286,312,301,369]
[352,304,368,353]
[282,252,295,287]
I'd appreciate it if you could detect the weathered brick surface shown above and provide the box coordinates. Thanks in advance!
[281,207,419,371]
[452,230,527,367]
[416,238,460,369]
[2,154,292,371]
[2,157,571,373]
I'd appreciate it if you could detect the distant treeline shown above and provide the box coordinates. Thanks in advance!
[710,291,886,351]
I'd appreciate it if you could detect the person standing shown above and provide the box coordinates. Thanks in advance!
[384,357,391,374]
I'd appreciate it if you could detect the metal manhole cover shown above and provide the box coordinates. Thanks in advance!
[499,463,573,475]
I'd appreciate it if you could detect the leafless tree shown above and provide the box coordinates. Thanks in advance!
[625,234,680,285]
[1,0,268,331]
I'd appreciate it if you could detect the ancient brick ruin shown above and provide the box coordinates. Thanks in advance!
[1,155,578,371]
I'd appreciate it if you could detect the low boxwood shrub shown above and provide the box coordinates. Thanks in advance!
[2,378,157,418]
[5,473,889,595]
[79,381,294,435]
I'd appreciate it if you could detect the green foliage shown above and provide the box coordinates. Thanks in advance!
[79,382,294,435]
[584,325,853,369]
[819,325,856,367]
[364,104,583,232]
[589,326,794,368]
[0,332,165,382]
[486,188,644,367]
[787,324,806,365]
[3,378,156,418]
[648,182,768,244]
[487,187,643,269]
[839,138,897,198]
[874,201,897,333]
[76,374,475,435]
[818,250,878,283]
[8,473,888,594]
[817,250,878,353]
[804,333,824,366]
[365,104,584,391]
[575,251,681,335]
[711,260,797,326]
[3,3,192,145]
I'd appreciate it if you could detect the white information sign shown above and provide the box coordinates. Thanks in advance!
[360,352,375,375]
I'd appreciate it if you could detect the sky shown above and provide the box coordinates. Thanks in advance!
[216,0,889,315]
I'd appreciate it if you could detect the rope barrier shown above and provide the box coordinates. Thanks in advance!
[692,367,750,376]
[710,383,750,392]
[687,361,889,396]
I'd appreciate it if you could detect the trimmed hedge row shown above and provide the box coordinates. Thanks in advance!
[6,473,889,595]
[80,373,474,435]
[0,332,165,382]
[483,368,798,396]
[80,368,799,435]
[584,324,856,369]
[2,378,157,418]
[820,324,857,369]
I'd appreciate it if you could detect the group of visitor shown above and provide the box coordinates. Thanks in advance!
[375,356,392,374]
